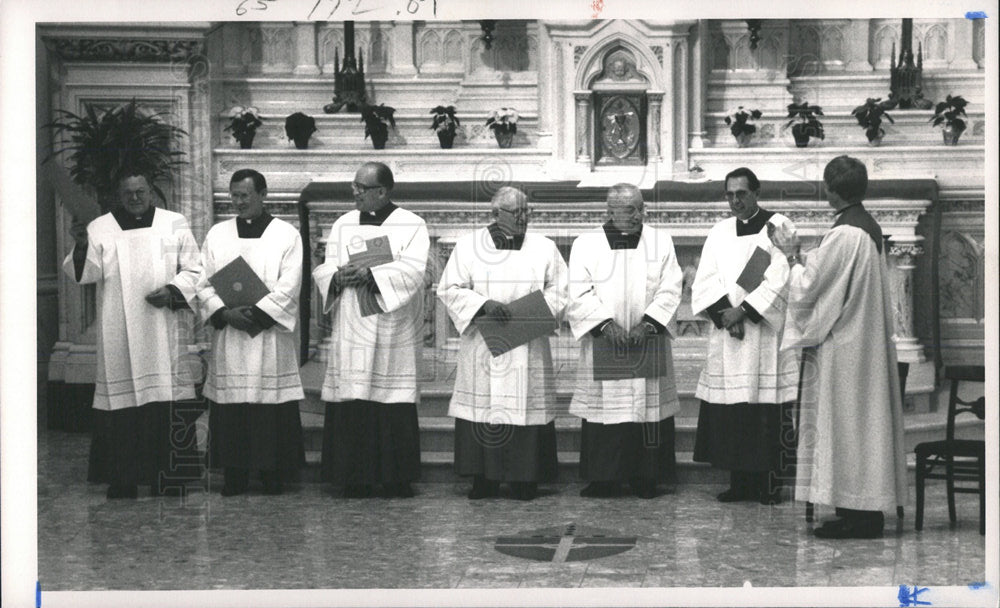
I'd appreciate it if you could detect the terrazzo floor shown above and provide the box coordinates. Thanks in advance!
[38,430,987,593]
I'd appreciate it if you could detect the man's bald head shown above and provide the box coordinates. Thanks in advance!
[606,183,644,234]
[491,186,529,237]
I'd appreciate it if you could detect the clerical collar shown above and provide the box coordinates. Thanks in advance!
[111,205,155,231]
[486,223,525,250]
[359,202,398,226]
[236,210,274,239]
[833,203,883,254]
[602,220,642,250]
[834,202,863,216]
[736,207,774,237]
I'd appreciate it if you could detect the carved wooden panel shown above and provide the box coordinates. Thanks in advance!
[594,93,646,166]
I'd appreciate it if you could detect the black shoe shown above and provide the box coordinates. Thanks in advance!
[391,482,414,498]
[468,476,500,500]
[580,481,620,498]
[107,484,138,499]
[220,483,247,497]
[261,471,283,496]
[814,515,884,539]
[511,482,538,501]
[343,484,373,498]
[221,468,248,497]
[716,486,755,503]
[630,479,657,499]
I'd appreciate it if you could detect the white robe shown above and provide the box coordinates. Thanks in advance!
[197,218,305,404]
[566,226,683,424]
[690,213,799,405]
[437,229,569,426]
[781,224,908,512]
[61,208,200,411]
[312,206,430,404]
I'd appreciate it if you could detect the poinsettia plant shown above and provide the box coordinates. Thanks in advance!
[485,107,518,134]
[225,106,262,145]
[724,106,762,138]
[851,97,895,143]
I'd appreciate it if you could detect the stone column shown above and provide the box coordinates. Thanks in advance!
[660,40,675,172]
[574,91,591,165]
[293,22,320,75]
[948,19,979,70]
[845,19,873,71]
[673,36,690,176]
[389,21,418,75]
[647,92,663,163]
[689,20,707,149]
[535,23,554,149]
[888,236,926,364]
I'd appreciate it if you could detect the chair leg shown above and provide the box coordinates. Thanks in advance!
[979,457,986,536]
[806,501,814,523]
[915,460,925,531]
[946,461,957,523]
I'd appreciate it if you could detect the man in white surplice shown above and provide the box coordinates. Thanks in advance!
[691,167,799,506]
[567,183,683,499]
[437,186,568,501]
[771,155,907,539]
[312,162,429,499]
[198,169,305,497]
[63,172,201,499]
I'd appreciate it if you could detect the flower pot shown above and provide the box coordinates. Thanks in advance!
[238,134,255,149]
[437,132,455,149]
[371,134,388,149]
[867,136,883,147]
[493,129,514,149]
[735,133,753,148]
[292,136,311,149]
[942,125,964,146]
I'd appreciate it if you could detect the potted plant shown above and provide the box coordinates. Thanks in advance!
[930,94,969,146]
[225,106,263,149]
[851,98,895,146]
[784,101,824,148]
[430,105,460,149]
[485,107,518,148]
[360,103,396,150]
[285,112,317,149]
[45,98,187,212]
[724,106,762,147]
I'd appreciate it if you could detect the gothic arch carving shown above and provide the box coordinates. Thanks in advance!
[576,35,663,90]
[923,24,947,62]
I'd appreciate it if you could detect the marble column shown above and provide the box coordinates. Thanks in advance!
[293,22,320,75]
[948,19,979,70]
[574,91,591,165]
[535,23,554,149]
[888,237,926,364]
[688,21,707,149]
[660,40,675,171]
[389,21,418,75]
[673,36,689,175]
[647,92,663,162]
[845,19,873,71]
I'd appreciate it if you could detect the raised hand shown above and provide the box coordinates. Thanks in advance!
[766,221,800,256]
[69,216,89,249]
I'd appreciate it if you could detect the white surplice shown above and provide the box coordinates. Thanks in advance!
[312,206,430,404]
[781,224,908,512]
[197,218,305,404]
[437,229,569,426]
[62,208,201,410]
[566,226,683,424]
[690,213,799,405]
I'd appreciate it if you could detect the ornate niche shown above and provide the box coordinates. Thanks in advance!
[590,47,650,166]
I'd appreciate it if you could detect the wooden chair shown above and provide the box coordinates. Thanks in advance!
[803,362,909,523]
[915,365,986,535]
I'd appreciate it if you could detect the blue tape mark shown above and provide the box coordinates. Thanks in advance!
[965,11,987,19]
[898,585,932,606]
[36,581,41,608]
[969,581,990,590]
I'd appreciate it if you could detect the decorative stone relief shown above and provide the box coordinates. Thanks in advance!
[46,38,204,63]
[443,30,464,67]
[651,45,663,65]
[574,45,587,67]
[709,33,729,70]
[318,27,344,72]
[974,19,985,67]
[593,48,645,83]
[418,29,444,67]
[922,23,948,63]
[261,26,294,68]
[871,23,900,69]
[939,231,984,320]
